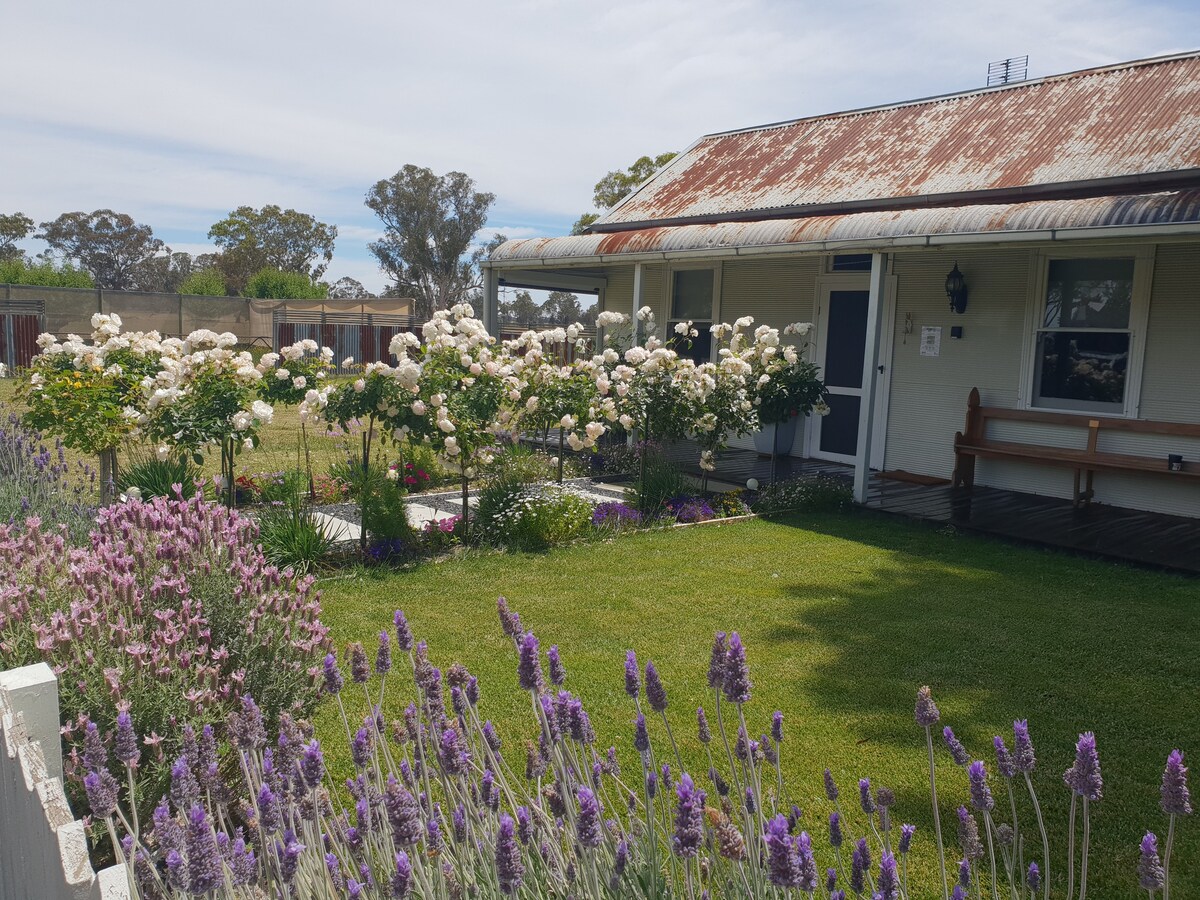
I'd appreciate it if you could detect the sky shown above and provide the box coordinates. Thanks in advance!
[3,0,1199,295]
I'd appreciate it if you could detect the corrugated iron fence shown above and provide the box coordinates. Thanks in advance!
[273,310,419,375]
[0,298,44,369]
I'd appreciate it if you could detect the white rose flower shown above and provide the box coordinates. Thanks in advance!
[636,306,654,321]
[125,486,142,501]
[292,376,307,389]
[251,400,274,422]
[275,368,290,380]
[353,379,366,392]
[411,400,426,415]
[156,445,170,461]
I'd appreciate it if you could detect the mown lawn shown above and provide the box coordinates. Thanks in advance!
[315,511,1200,899]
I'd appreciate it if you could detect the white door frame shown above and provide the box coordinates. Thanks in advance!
[804,273,896,469]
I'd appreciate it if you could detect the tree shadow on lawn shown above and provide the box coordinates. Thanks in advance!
[761,511,1200,896]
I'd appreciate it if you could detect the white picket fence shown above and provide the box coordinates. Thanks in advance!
[0,663,128,900]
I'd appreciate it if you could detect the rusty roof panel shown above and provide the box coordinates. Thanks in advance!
[596,54,1200,227]
[488,190,1200,264]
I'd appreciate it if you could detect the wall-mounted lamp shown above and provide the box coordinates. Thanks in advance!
[945,262,968,314]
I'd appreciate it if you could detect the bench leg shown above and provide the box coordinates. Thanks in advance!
[1073,468,1096,507]
[952,444,975,491]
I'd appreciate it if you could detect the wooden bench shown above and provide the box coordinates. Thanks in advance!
[952,387,1200,506]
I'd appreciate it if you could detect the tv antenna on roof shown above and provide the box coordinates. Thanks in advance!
[988,55,1029,86]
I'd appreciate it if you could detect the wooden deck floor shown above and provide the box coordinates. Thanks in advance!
[864,477,1200,575]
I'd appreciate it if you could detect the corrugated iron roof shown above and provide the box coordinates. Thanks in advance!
[593,52,1200,230]
[489,190,1200,265]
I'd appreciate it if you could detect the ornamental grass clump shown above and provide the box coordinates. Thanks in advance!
[78,600,1191,899]
[0,492,330,818]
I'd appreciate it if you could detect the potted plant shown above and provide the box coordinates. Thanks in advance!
[750,321,829,455]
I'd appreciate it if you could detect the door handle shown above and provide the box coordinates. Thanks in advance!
[877,365,885,373]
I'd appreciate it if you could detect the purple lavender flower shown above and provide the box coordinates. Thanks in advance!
[517,632,543,692]
[385,777,422,847]
[795,832,818,891]
[672,773,705,858]
[1064,731,1103,802]
[613,839,629,887]
[452,804,468,842]
[425,815,444,852]
[516,806,533,845]
[646,771,658,800]
[697,707,711,744]
[898,823,915,854]
[576,786,602,849]
[1138,831,1165,890]
[82,721,107,771]
[967,760,994,812]
[645,661,668,712]
[764,815,795,888]
[497,596,521,640]
[624,649,640,699]
[349,641,370,683]
[1026,862,1040,893]
[301,739,324,789]
[957,807,983,861]
[114,710,139,767]
[633,712,650,754]
[483,720,502,752]
[877,851,899,900]
[958,857,971,889]
[170,755,200,810]
[351,727,373,768]
[323,652,344,695]
[496,813,525,894]
[826,868,838,892]
[859,778,876,815]
[466,675,479,706]
[393,609,413,651]
[915,685,940,727]
[229,833,256,885]
[744,786,756,814]
[850,837,869,895]
[706,631,728,690]
[439,726,470,776]
[84,768,119,818]
[232,695,266,749]
[772,710,784,743]
[1161,749,1192,816]
[951,887,967,900]
[722,632,752,703]
[185,805,222,894]
[829,811,843,848]
[824,768,839,802]
[943,726,969,767]
[1013,719,1036,773]
[376,630,392,676]
[547,645,566,685]
[258,783,282,833]
[391,851,412,898]
[993,735,1016,779]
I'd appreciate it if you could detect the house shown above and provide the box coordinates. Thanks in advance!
[482,52,1200,519]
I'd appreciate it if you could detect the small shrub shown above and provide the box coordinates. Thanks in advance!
[257,497,339,573]
[712,490,752,518]
[178,268,226,296]
[506,484,594,551]
[243,267,327,299]
[475,446,558,542]
[753,474,853,514]
[628,449,688,516]
[256,468,306,503]
[666,495,716,523]
[117,450,203,500]
[592,500,643,529]
[311,472,350,505]
[362,475,412,543]
[422,514,463,552]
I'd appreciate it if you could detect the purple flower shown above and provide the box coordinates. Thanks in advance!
[850,837,869,895]
[390,851,412,898]
[351,727,373,768]
[772,710,784,743]
[993,735,1016,779]
[425,815,444,852]
[439,726,470,776]
[796,832,818,891]
[826,868,838,892]
[114,710,139,767]
[186,805,222,894]
[877,851,899,900]
[957,807,983,861]
[376,631,392,676]
[516,807,533,845]
[483,720,502,752]
[84,768,119,818]
[232,695,266,749]
[951,887,967,900]
[1161,749,1192,816]
[1064,732,1103,802]
[385,777,422,846]
[322,653,344,695]
[1013,720,1036,773]
[517,632,543,692]
[722,632,752,703]
[82,721,107,771]
[967,760,994,812]
[301,739,324,789]
[634,713,650,754]
[624,650,640,699]
[829,811,843,848]
[646,771,658,799]
[915,685,940,727]
[257,783,282,833]
[672,773,705,858]
[706,631,728,690]
[958,857,972,889]
[547,645,566,685]
[764,815,795,888]
[576,786,602,849]
[823,768,839,802]
[229,833,256,885]
[496,813,525,894]
[170,755,200,810]
[697,707,711,744]
[859,777,876,815]
[349,641,370,683]
[466,675,479,706]
[1026,862,1040,893]
[497,596,521,640]
[645,661,668,712]
[943,726,969,767]
[393,609,413,651]
[1138,831,1165,890]
[898,823,916,854]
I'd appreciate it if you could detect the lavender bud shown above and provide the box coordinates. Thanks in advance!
[1161,749,1192,816]
[349,642,370,683]
[114,710,140,767]
[301,739,324,789]
[624,650,640,699]
[376,631,392,676]
[496,813,525,894]
[391,851,412,898]
[483,721,502,752]
[764,815,793,888]
[877,851,898,900]
[1026,862,1040,893]
[323,653,344,695]
[967,760,994,812]
[957,807,984,861]
[547,645,566,685]
[993,735,1016,779]
[706,631,728,690]
[393,609,413,651]
[672,773,704,858]
[697,707,711,744]
[646,771,658,800]
[771,710,784,743]
[645,661,668,712]
[185,805,222,894]
[517,632,544,692]
[915,685,940,727]
[859,778,876,815]
[958,857,972,889]
[84,768,119,818]
[1012,719,1036,773]
[898,823,915,854]
[385,777,422,847]
[1138,832,1165,890]
[943,726,969,767]
[826,868,838,892]
[576,786,602,849]
[823,769,839,801]
[850,838,869,895]
[633,713,649,754]
[82,721,107,771]
[722,632,752,704]
[829,811,843,848]
[796,831,818,891]
[232,695,266,749]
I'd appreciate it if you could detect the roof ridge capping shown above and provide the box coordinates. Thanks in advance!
[703,49,1200,139]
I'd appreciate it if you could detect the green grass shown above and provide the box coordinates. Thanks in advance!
[315,511,1200,899]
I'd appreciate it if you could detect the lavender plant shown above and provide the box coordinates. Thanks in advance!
[73,601,1190,899]
[0,407,96,543]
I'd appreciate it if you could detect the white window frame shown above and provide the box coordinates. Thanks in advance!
[1018,245,1155,418]
[666,262,721,361]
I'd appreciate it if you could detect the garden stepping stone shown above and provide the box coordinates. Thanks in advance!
[310,511,360,543]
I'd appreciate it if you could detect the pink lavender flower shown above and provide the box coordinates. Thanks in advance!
[576,786,603,849]
[376,631,392,676]
[772,710,784,743]
[496,813,525,894]
[84,768,119,818]
[1012,719,1036,773]
[706,631,728,690]
[672,773,705,858]
[967,761,994,812]
[722,632,752,703]
[697,707,711,744]
[645,661,668,712]
[1064,731,1103,801]
[1161,749,1192,816]
[114,710,139,767]
[547,645,566,685]
[517,632,543,692]
[943,726,969,767]
[993,735,1016,779]
[915,685,940,727]
[393,609,413,651]
[624,650,640,699]
[1139,831,1165,890]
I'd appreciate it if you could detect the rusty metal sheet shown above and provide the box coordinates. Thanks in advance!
[488,190,1200,264]
[597,54,1200,227]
